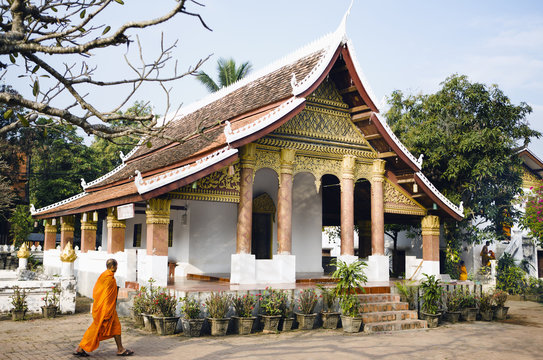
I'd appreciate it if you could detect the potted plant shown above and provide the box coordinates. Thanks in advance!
[331,259,367,333]
[141,279,158,332]
[280,298,295,331]
[152,290,179,335]
[395,281,418,310]
[181,296,204,337]
[204,292,232,336]
[295,288,318,330]
[259,287,287,333]
[10,286,28,321]
[493,289,509,320]
[131,286,147,327]
[419,274,442,328]
[317,284,340,329]
[478,291,494,321]
[232,294,257,335]
[41,284,60,319]
[444,289,462,323]
[460,290,478,321]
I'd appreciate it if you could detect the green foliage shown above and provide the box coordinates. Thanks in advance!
[316,284,337,312]
[445,289,463,312]
[459,289,478,308]
[42,284,60,307]
[478,291,494,312]
[258,287,287,316]
[196,58,252,92]
[8,205,33,247]
[204,292,232,319]
[181,296,201,319]
[153,290,178,317]
[232,294,256,318]
[395,281,418,310]
[493,289,508,307]
[525,276,543,296]
[420,274,442,314]
[296,288,318,314]
[10,286,28,313]
[386,74,540,245]
[131,286,148,314]
[0,158,15,219]
[521,180,543,247]
[497,266,527,295]
[331,259,367,317]
[339,294,360,317]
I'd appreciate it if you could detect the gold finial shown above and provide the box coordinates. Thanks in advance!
[17,242,30,259]
[60,242,77,263]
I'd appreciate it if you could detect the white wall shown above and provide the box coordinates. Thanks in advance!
[292,172,323,273]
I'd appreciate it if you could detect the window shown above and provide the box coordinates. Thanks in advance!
[133,224,142,247]
[168,220,174,247]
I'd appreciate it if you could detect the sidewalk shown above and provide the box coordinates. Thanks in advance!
[1,300,542,359]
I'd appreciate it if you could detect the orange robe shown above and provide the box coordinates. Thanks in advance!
[79,269,121,352]
[459,265,468,281]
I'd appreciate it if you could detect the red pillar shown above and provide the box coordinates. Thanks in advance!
[277,149,295,254]
[422,215,440,261]
[146,198,171,256]
[371,160,386,255]
[236,144,256,254]
[60,215,74,250]
[107,207,126,254]
[43,219,57,250]
[81,212,97,253]
[340,155,356,256]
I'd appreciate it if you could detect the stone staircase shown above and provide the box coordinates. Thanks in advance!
[358,293,427,333]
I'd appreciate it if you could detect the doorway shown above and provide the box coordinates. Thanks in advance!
[251,193,276,259]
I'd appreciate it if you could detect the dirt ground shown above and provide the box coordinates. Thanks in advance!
[0,300,542,360]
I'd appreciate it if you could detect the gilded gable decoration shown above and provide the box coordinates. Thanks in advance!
[253,193,276,217]
[383,179,426,216]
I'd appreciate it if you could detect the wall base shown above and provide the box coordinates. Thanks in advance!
[366,255,390,282]
[230,254,256,284]
[230,254,296,284]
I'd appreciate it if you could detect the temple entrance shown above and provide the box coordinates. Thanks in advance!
[538,250,543,278]
[251,193,276,260]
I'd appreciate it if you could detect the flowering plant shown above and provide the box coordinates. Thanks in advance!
[154,290,178,317]
[42,284,60,308]
[317,285,337,312]
[460,290,478,308]
[181,296,201,319]
[493,289,508,307]
[445,289,462,312]
[521,181,543,247]
[204,292,232,319]
[10,286,28,313]
[478,291,493,312]
[232,294,256,318]
[297,288,318,314]
[131,286,148,314]
[259,287,287,316]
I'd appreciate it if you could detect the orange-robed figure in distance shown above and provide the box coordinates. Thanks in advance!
[74,259,133,357]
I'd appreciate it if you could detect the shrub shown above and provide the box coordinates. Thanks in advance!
[10,286,28,313]
[493,289,508,307]
[460,290,478,309]
[259,287,287,316]
[131,286,148,314]
[204,292,232,319]
[297,288,318,314]
[478,291,493,312]
[420,274,442,315]
[154,291,178,317]
[42,284,60,308]
[181,296,201,319]
[525,277,543,296]
[316,285,337,312]
[445,289,463,312]
[339,294,360,317]
[232,294,256,318]
[395,281,418,310]
[497,266,526,295]
[331,259,367,317]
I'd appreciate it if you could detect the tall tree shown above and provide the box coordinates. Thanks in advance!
[0,158,15,219]
[0,0,211,142]
[197,58,252,92]
[386,74,540,245]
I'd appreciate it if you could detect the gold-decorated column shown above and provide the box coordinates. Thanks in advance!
[81,212,97,253]
[44,219,57,250]
[107,207,126,254]
[422,215,440,261]
[236,144,256,254]
[340,155,356,256]
[277,149,296,254]
[146,198,171,256]
[60,215,75,250]
[371,159,386,255]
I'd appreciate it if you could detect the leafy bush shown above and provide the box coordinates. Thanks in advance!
[395,281,418,310]
[331,259,367,317]
[339,294,360,317]
[420,274,442,314]
[131,286,148,314]
[478,291,493,312]
[181,296,201,319]
[445,289,463,312]
[316,285,337,312]
[460,290,478,308]
[232,294,256,318]
[497,266,526,295]
[204,292,232,319]
[154,291,178,317]
[10,286,28,312]
[42,284,60,308]
[259,287,287,316]
[493,289,508,307]
[525,277,543,296]
[296,288,318,314]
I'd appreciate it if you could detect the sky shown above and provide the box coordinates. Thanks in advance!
[8,0,543,155]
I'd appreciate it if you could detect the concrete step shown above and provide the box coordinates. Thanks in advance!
[358,293,400,303]
[360,301,409,313]
[361,310,419,324]
[363,319,428,333]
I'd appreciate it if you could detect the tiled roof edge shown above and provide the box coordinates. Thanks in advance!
[134,146,238,194]
[344,38,380,111]
[31,192,88,216]
[415,172,464,218]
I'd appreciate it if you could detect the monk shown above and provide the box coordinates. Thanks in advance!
[480,241,491,268]
[459,260,468,281]
[73,259,134,357]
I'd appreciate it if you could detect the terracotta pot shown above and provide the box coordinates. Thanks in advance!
[261,315,281,333]
[494,306,509,320]
[295,313,317,330]
[233,316,256,335]
[153,316,179,336]
[142,313,156,332]
[208,318,230,336]
[41,305,58,319]
[444,311,461,323]
[181,318,204,337]
[340,315,362,333]
[420,312,440,328]
[321,312,340,329]
[461,307,478,321]
[280,317,294,331]
[11,310,25,321]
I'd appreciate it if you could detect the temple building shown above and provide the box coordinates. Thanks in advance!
[31,16,463,296]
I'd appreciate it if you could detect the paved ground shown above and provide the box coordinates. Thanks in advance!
[1,300,542,360]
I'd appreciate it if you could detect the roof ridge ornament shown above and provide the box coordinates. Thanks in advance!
[81,178,87,190]
[417,154,424,167]
[224,121,233,146]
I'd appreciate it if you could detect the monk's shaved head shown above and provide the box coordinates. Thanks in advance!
[106,258,118,270]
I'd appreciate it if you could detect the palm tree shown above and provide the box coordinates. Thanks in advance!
[196,58,252,92]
